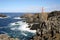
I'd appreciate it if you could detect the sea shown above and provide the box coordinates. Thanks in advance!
[0,13,36,40]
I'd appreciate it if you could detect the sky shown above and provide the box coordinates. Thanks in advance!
[0,0,60,13]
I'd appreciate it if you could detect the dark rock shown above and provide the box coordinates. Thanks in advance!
[0,14,7,17]
[30,24,40,30]
[30,11,60,40]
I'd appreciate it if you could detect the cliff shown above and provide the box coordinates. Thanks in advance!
[20,11,60,40]
[30,11,60,40]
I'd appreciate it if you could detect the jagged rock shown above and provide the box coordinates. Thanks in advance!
[21,13,41,23]
[48,11,60,18]
[30,11,60,40]
[30,24,40,30]
[0,14,7,17]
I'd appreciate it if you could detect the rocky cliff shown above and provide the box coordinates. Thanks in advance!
[21,11,60,40]
[30,11,60,40]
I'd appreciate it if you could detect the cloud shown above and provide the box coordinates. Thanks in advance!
[0,5,60,13]
[0,6,41,13]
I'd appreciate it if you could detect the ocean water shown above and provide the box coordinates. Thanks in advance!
[0,13,36,40]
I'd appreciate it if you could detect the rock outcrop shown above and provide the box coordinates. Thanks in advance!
[20,11,60,40]
[0,14,7,17]
[21,13,34,23]
[30,11,60,40]
[21,13,40,23]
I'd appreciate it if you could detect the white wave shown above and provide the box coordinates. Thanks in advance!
[21,33,27,36]
[14,17,23,19]
[10,27,17,30]
[13,17,26,20]
[9,21,36,33]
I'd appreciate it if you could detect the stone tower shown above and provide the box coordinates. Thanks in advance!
[41,7,48,22]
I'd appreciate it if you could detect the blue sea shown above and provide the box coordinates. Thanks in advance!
[0,13,36,40]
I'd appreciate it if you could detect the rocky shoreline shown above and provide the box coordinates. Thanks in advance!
[30,11,60,40]
[21,11,60,40]
[0,11,60,40]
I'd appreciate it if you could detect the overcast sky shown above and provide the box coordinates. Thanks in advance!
[0,0,60,13]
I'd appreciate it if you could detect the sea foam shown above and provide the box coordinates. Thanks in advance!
[13,17,25,20]
[0,16,10,19]
[13,17,22,19]
[9,21,36,33]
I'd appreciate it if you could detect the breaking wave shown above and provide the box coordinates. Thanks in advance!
[13,17,25,20]
[7,21,36,40]
[9,21,36,33]
[13,17,22,19]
